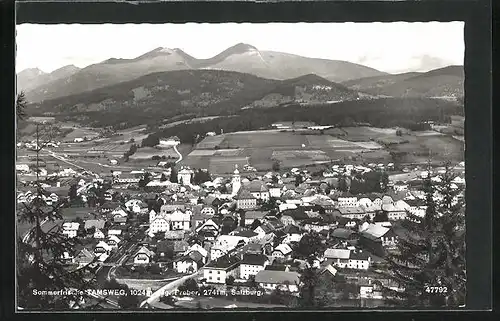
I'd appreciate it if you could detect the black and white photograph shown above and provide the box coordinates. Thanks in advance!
[15,22,466,311]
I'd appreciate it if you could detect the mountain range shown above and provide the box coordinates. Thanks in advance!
[17,65,81,92]
[27,69,361,127]
[341,65,464,98]
[18,43,386,103]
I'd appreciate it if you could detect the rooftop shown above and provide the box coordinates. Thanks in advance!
[255,270,300,285]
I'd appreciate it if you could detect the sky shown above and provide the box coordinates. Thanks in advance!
[16,22,464,74]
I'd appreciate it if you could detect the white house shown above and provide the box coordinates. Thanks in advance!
[348,250,371,270]
[158,136,180,147]
[133,246,155,265]
[107,235,121,249]
[178,168,194,186]
[255,270,300,293]
[169,210,191,231]
[239,253,270,280]
[271,244,293,261]
[269,187,282,198]
[93,228,106,239]
[111,207,128,218]
[324,248,351,268]
[16,164,30,172]
[210,235,248,261]
[149,217,170,236]
[94,241,112,256]
[62,222,80,238]
[173,257,200,274]
[338,196,359,207]
[202,256,241,284]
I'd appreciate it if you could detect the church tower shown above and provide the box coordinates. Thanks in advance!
[232,164,241,196]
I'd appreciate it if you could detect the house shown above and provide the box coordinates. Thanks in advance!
[202,255,241,284]
[337,195,358,207]
[113,215,127,224]
[230,229,259,242]
[255,270,301,293]
[271,244,293,261]
[282,225,303,244]
[164,230,186,241]
[234,189,258,209]
[111,207,128,218]
[84,219,106,231]
[246,181,270,201]
[253,224,274,238]
[330,228,358,243]
[93,228,106,239]
[239,253,270,279]
[73,248,96,267]
[381,203,407,221]
[94,241,112,256]
[269,186,282,198]
[173,240,190,254]
[184,244,209,264]
[107,235,121,249]
[159,136,180,147]
[332,207,367,220]
[62,222,80,238]
[405,199,427,218]
[201,205,216,216]
[280,214,297,226]
[107,227,123,237]
[160,204,187,214]
[173,251,204,274]
[195,218,221,241]
[348,250,371,270]
[133,246,155,265]
[210,235,248,261]
[393,181,409,192]
[169,210,191,230]
[243,210,268,226]
[178,167,194,186]
[324,248,351,267]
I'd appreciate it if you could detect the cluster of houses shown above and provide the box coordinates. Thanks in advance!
[17,157,465,302]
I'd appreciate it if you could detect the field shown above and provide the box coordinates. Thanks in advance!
[389,134,464,163]
[185,130,393,173]
[129,146,179,160]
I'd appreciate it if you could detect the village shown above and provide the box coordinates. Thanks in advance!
[16,147,466,309]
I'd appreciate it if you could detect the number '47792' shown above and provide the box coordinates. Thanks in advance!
[425,286,448,294]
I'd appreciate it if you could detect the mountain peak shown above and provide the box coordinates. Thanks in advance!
[229,43,258,53]
[18,67,46,76]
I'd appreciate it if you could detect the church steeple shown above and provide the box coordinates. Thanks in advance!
[232,164,241,195]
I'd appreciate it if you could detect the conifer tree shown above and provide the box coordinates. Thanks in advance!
[379,161,465,307]
[17,121,101,310]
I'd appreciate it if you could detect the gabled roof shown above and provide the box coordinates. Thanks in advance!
[274,243,292,255]
[84,219,106,230]
[173,240,189,252]
[336,207,366,215]
[204,255,241,270]
[232,230,259,238]
[234,189,257,200]
[324,248,351,259]
[245,211,268,220]
[330,228,356,239]
[283,224,302,235]
[265,264,287,271]
[255,270,300,285]
[349,250,371,261]
[281,208,309,220]
[241,253,269,266]
[134,246,155,258]
[76,248,96,260]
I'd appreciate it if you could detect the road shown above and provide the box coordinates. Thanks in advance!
[173,144,183,164]
[139,270,203,308]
